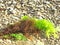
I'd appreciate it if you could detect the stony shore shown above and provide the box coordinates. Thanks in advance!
[0,0,60,45]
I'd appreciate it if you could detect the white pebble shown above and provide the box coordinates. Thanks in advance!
[8,1,12,4]
[0,39,3,42]
[36,40,44,45]
[4,21,9,25]
[34,0,40,2]
[13,0,17,4]
[58,5,60,7]
[44,1,50,4]
[0,24,2,26]
[56,44,59,45]
[5,39,11,43]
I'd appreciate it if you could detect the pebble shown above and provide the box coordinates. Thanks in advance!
[4,39,11,43]
[0,39,3,43]
[16,4,21,9]
[56,25,60,32]
[36,40,44,45]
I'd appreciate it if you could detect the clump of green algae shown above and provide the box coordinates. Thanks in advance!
[2,15,58,40]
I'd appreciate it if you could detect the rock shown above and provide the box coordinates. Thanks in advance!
[36,40,44,45]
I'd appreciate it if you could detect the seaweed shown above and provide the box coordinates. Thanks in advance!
[0,16,58,40]
[34,19,58,38]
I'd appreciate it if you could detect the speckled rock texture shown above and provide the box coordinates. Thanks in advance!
[0,0,60,45]
[0,36,44,45]
[0,0,60,29]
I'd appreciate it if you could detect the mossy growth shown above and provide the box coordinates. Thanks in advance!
[21,15,29,21]
[3,33,27,41]
[21,15,36,21]
[34,19,58,38]
[21,16,58,38]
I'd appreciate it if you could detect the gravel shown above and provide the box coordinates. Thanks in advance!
[0,37,44,45]
[0,0,60,45]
